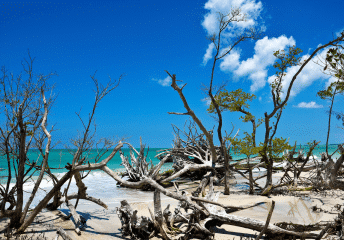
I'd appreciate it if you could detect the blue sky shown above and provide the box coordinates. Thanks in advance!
[1,0,344,148]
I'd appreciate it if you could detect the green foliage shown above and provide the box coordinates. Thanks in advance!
[317,81,344,100]
[207,88,256,115]
[207,89,258,125]
[273,46,303,72]
[256,137,291,161]
[324,48,344,79]
[228,132,259,158]
[270,46,303,103]
[317,48,344,100]
[229,134,292,161]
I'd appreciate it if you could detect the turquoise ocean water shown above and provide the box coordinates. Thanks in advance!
[0,144,342,184]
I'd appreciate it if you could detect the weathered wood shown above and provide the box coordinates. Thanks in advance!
[20,93,52,224]
[255,200,275,240]
[166,71,218,164]
[315,222,333,240]
[153,190,171,240]
[206,213,318,238]
[56,227,73,240]
[67,193,108,209]
[65,198,84,235]
[103,166,207,214]
[193,171,211,197]
[16,142,124,234]
[116,200,154,239]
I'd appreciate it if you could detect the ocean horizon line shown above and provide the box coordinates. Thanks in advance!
[22,143,342,151]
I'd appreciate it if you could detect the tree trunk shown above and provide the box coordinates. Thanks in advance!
[17,171,74,233]
[249,165,254,194]
[325,94,336,156]
[10,109,26,228]
[224,150,230,195]
[329,145,344,187]
[262,159,273,196]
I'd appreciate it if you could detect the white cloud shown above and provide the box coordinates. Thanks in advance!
[335,27,344,37]
[293,101,323,108]
[220,49,241,71]
[202,0,263,36]
[202,0,339,98]
[201,97,211,106]
[267,47,335,98]
[219,35,295,92]
[325,76,339,88]
[201,0,264,66]
[152,76,171,87]
[203,43,215,66]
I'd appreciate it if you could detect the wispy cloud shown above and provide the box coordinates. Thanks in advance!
[293,101,323,108]
[202,0,264,65]
[203,43,215,66]
[219,35,295,92]
[267,47,335,98]
[335,27,344,37]
[202,0,263,36]
[201,97,211,106]
[152,76,171,87]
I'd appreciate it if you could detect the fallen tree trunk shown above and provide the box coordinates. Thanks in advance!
[203,213,318,238]
[64,198,85,235]
[56,227,73,240]
[115,170,320,239]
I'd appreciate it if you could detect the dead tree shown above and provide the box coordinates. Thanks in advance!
[41,72,123,234]
[156,121,239,197]
[163,8,262,197]
[309,144,344,190]
[165,71,244,197]
[115,174,321,239]
[0,53,125,235]
[118,138,172,190]
[0,53,56,228]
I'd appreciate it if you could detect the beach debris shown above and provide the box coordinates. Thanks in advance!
[157,121,230,197]
[64,197,86,235]
[117,139,172,190]
[56,227,73,240]
[116,200,154,240]
[255,200,275,240]
[116,176,320,240]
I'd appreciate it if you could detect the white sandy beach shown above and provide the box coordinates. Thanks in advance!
[1,169,342,240]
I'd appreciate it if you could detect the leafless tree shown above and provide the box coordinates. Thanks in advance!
[0,53,127,236]
[165,8,262,196]
[0,52,56,228]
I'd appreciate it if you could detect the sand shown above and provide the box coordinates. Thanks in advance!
[0,172,341,239]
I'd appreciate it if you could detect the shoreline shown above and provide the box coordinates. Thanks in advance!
[1,171,342,239]
[1,152,343,239]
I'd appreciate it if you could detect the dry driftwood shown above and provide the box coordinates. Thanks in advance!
[64,197,86,235]
[56,227,73,240]
[118,139,172,190]
[255,200,275,240]
[116,200,154,240]
[116,174,320,239]
[158,122,232,198]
